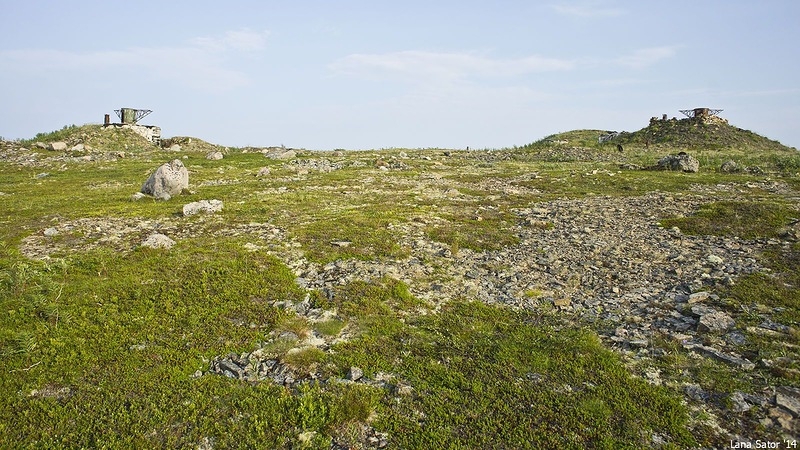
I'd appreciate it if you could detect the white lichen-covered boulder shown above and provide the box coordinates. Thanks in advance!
[141,159,189,200]
[182,199,224,216]
[140,233,175,249]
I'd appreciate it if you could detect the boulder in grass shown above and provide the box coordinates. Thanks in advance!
[141,233,175,249]
[141,159,189,200]
[720,160,739,173]
[49,142,67,151]
[652,153,699,173]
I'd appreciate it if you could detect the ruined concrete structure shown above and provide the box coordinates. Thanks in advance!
[649,108,728,126]
[679,107,728,125]
[102,107,161,144]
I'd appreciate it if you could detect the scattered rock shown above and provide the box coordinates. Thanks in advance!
[685,384,709,402]
[697,310,736,333]
[140,159,189,200]
[776,386,800,417]
[687,291,710,303]
[256,167,271,177]
[346,366,364,382]
[288,158,343,173]
[206,151,223,160]
[130,192,147,202]
[43,227,59,237]
[553,298,571,308]
[168,144,181,152]
[29,384,72,400]
[141,233,176,249]
[183,199,224,216]
[684,343,755,370]
[720,160,740,173]
[264,148,296,160]
[729,391,752,412]
[49,142,67,151]
[652,153,700,173]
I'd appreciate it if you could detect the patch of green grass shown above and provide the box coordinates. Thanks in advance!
[276,315,312,339]
[727,243,800,326]
[331,278,424,324]
[425,207,520,252]
[283,347,326,370]
[313,318,346,336]
[771,153,800,175]
[0,241,349,448]
[660,200,796,239]
[329,300,696,448]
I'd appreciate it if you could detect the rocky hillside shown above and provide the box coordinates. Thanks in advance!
[618,116,793,152]
[1,124,799,448]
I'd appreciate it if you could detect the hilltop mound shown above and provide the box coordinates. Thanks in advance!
[22,124,159,152]
[523,117,794,154]
[18,124,230,156]
[616,116,794,152]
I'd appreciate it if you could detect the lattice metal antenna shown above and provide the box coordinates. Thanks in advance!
[114,108,153,124]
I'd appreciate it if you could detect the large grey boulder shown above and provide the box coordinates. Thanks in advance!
[653,153,700,173]
[49,142,67,151]
[141,159,189,200]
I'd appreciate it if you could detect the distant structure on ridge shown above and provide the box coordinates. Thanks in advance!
[679,107,723,120]
[649,107,728,126]
[103,107,161,144]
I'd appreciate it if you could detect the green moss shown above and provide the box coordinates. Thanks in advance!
[660,200,795,239]
[331,300,696,448]
[283,347,326,369]
[312,318,346,336]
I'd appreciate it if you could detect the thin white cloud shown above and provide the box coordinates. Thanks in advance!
[330,50,575,84]
[191,29,270,52]
[0,29,269,92]
[587,77,651,87]
[552,1,626,18]
[615,46,678,69]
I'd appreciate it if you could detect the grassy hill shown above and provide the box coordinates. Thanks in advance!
[523,117,795,153]
[617,117,793,152]
[514,119,799,175]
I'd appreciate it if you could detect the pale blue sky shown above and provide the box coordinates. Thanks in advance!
[1,1,798,149]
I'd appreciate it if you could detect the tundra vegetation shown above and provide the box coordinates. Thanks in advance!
[1,121,798,448]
